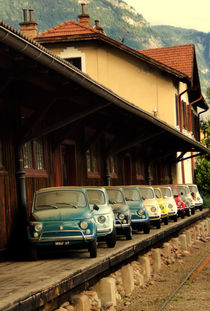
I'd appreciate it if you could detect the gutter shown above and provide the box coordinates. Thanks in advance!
[0,21,209,155]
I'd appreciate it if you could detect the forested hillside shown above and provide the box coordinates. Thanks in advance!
[0,0,209,115]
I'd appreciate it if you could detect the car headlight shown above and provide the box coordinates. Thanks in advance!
[138,209,144,216]
[168,204,173,209]
[197,197,200,201]
[118,213,125,220]
[34,223,43,232]
[80,221,88,230]
[98,216,106,223]
[151,206,156,212]
[177,201,181,206]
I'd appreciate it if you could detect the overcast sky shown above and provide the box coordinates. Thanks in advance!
[125,0,210,33]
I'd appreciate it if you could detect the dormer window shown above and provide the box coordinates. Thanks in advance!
[66,57,82,70]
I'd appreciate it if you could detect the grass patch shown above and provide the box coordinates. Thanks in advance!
[203,195,210,208]
[173,295,183,301]
[184,280,191,286]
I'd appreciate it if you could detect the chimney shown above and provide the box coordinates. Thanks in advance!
[78,3,91,26]
[19,8,38,39]
[94,20,104,33]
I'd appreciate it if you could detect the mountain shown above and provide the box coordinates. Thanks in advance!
[0,0,209,118]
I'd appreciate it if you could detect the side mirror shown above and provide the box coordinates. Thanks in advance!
[93,204,99,211]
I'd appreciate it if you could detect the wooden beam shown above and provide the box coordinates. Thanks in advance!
[21,102,111,143]
[109,131,165,155]
[175,152,203,163]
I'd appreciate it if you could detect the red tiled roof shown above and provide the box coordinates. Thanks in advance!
[139,45,195,80]
[36,20,100,39]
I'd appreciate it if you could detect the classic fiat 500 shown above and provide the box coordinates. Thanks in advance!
[187,184,203,211]
[176,184,194,215]
[169,185,186,218]
[153,187,169,225]
[138,186,161,229]
[104,187,132,240]
[122,186,150,234]
[28,187,98,260]
[85,187,116,248]
[159,186,178,222]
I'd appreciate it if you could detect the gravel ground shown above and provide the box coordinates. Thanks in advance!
[115,238,210,311]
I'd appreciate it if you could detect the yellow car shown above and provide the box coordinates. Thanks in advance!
[153,187,169,225]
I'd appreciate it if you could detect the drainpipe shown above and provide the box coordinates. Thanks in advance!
[178,87,189,183]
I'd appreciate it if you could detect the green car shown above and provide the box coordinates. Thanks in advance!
[122,186,150,234]
[28,187,98,260]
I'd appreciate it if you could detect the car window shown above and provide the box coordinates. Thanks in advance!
[160,187,171,197]
[86,190,105,205]
[154,189,161,199]
[139,188,154,199]
[171,187,178,196]
[35,190,87,210]
[124,189,141,201]
[106,189,124,204]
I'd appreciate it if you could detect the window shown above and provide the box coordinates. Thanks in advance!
[22,139,47,177]
[107,155,118,178]
[86,146,100,178]
[175,94,180,126]
[66,57,82,70]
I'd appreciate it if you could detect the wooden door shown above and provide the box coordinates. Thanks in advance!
[123,155,132,185]
[61,144,77,186]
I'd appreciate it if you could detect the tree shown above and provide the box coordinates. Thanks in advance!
[194,121,210,196]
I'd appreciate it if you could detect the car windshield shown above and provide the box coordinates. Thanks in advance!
[106,189,124,204]
[185,187,190,194]
[34,190,87,210]
[86,189,106,205]
[178,186,186,196]
[124,188,141,201]
[189,185,198,193]
[154,189,162,199]
[160,187,172,197]
[171,187,178,196]
[139,188,154,199]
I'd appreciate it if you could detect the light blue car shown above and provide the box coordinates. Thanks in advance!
[122,186,150,234]
[28,187,98,260]
[85,187,116,248]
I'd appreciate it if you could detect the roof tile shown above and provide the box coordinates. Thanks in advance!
[139,45,194,79]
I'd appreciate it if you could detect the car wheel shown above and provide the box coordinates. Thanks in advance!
[186,209,191,216]
[156,219,161,229]
[143,222,150,234]
[125,226,132,240]
[163,217,169,225]
[181,212,185,219]
[106,227,117,248]
[30,245,38,261]
[199,206,203,211]
[89,239,97,258]
[173,214,178,222]
[191,207,195,215]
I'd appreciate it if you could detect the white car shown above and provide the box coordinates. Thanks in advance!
[187,184,204,211]
[85,187,116,248]
[137,186,161,229]
[159,186,178,222]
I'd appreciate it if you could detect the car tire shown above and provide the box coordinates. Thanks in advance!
[89,239,97,258]
[191,207,195,215]
[125,226,132,240]
[143,222,150,234]
[106,227,117,248]
[173,214,178,222]
[181,212,185,219]
[199,206,203,211]
[163,217,168,225]
[186,209,191,216]
[30,245,38,261]
[156,219,161,229]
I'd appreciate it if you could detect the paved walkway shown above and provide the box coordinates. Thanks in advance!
[0,210,208,311]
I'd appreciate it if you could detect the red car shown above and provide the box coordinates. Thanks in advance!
[169,185,186,218]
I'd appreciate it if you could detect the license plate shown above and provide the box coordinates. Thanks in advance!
[55,241,70,246]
